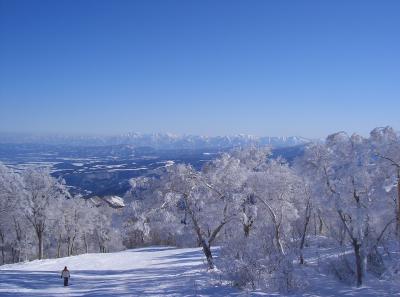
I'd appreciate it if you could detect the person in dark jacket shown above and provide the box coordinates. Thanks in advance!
[61,266,70,286]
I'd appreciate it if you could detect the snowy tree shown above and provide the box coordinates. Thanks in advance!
[220,156,304,292]
[143,164,230,268]
[52,197,95,257]
[89,204,123,253]
[0,164,24,263]
[299,132,395,287]
[21,168,69,260]
[293,181,313,265]
[127,149,258,269]
[1,165,124,263]
[370,126,400,235]
[79,199,103,254]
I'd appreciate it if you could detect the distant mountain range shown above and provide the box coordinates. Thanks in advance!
[0,132,311,149]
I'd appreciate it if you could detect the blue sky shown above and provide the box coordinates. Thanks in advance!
[0,0,399,138]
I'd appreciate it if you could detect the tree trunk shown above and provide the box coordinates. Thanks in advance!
[318,213,324,234]
[11,247,17,263]
[200,240,214,269]
[0,231,5,264]
[38,232,44,260]
[353,240,363,287]
[299,200,311,264]
[338,210,363,287]
[1,247,4,264]
[57,234,62,258]
[299,217,310,264]
[13,217,22,262]
[313,213,317,236]
[67,238,71,256]
[84,233,89,253]
[195,229,214,269]
[259,199,285,255]
[275,224,285,255]
[243,223,251,237]
[185,200,215,270]
[69,234,76,256]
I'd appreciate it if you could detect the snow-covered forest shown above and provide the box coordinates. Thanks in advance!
[0,166,124,263]
[2,126,400,294]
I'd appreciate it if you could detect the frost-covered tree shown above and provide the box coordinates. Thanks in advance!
[80,200,102,254]
[90,204,123,253]
[299,132,395,287]
[52,197,96,257]
[0,165,124,263]
[0,164,24,263]
[21,168,68,260]
[370,126,400,235]
[126,149,259,269]
[133,165,228,268]
[220,156,304,292]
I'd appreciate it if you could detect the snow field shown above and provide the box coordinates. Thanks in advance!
[1,245,400,296]
[0,247,246,297]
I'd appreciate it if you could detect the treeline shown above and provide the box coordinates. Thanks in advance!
[122,126,400,291]
[0,167,123,264]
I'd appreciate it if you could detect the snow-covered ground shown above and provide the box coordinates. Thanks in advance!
[0,247,247,297]
[1,245,399,296]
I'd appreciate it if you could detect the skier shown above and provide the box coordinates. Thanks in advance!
[61,266,70,286]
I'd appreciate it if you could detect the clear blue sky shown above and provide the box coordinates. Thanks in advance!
[0,0,399,138]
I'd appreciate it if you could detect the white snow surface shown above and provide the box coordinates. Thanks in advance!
[104,195,125,208]
[0,247,248,297]
[1,245,400,296]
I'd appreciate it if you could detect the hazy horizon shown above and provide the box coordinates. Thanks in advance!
[0,125,395,140]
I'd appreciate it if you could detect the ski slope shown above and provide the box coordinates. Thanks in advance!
[1,245,400,296]
[0,247,245,297]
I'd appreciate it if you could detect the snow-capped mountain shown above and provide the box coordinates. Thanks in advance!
[0,132,310,148]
